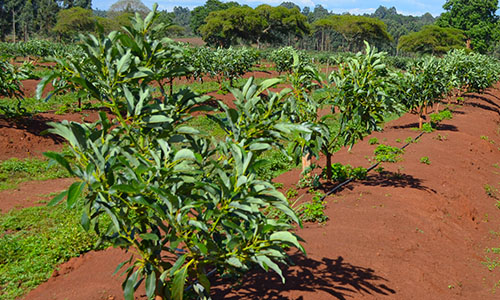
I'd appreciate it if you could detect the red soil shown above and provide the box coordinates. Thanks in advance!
[2,82,500,299]
[0,110,102,161]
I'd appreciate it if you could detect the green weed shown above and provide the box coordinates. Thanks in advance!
[0,157,70,191]
[420,156,431,165]
[374,144,405,163]
[368,137,379,145]
[0,203,105,300]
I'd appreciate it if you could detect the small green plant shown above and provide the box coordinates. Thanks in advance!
[368,137,379,145]
[321,163,367,182]
[374,144,405,163]
[297,191,328,223]
[421,122,434,133]
[420,156,431,165]
[395,138,401,143]
[430,109,453,126]
[286,187,299,199]
[297,173,321,189]
[404,137,413,143]
[484,184,498,199]
[434,133,448,141]
[481,135,495,144]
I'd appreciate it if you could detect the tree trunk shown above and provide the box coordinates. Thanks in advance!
[325,150,332,180]
[418,111,423,129]
[12,10,16,43]
[301,153,312,175]
[169,78,174,97]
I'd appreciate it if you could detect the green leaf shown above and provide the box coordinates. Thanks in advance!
[226,256,243,268]
[124,269,139,300]
[43,151,73,175]
[144,115,172,123]
[172,266,188,300]
[140,233,159,241]
[174,149,196,161]
[170,254,186,276]
[81,211,90,231]
[110,184,140,194]
[47,190,68,207]
[145,270,157,300]
[255,255,284,283]
[270,231,305,253]
[67,181,85,208]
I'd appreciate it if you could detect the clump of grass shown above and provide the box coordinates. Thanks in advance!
[368,137,379,145]
[0,203,106,300]
[0,157,70,191]
[374,144,404,163]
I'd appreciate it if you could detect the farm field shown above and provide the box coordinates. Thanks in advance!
[1,73,499,299]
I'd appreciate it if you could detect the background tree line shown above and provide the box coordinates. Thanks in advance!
[1,0,499,56]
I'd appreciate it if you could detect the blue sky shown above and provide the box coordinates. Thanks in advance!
[93,0,445,16]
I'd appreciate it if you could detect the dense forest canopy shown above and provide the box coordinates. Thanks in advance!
[0,0,499,55]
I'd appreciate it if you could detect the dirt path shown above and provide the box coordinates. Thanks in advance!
[7,84,500,299]
[0,178,74,213]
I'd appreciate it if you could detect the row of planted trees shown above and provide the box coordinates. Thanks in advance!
[16,6,500,300]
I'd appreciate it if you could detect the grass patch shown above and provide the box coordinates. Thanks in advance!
[0,157,70,191]
[0,203,104,300]
[0,93,97,116]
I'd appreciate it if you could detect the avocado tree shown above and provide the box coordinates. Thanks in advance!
[38,6,303,300]
[390,56,448,128]
[323,42,397,180]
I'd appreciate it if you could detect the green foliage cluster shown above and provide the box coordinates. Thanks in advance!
[437,0,499,53]
[297,191,328,223]
[430,109,453,125]
[268,46,311,73]
[0,156,70,190]
[0,60,24,99]
[321,163,367,182]
[0,40,80,59]
[443,49,500,94]
[187,47,259,83]
[199,4,309,48]
[0,204,103,300]
[40,7,305,299]
[312,15,393,53]
[374,144,405,163]
[397,25,466,55]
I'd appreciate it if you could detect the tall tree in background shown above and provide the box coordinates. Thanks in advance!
[313,15,392,52]
[53,7,96,40]
[108,0,150,17]
[19,0,34,41]
[62,0,92,9]
[190,0,239,34]
[199,6,261,47]
[437,0,499,53]
[255,4,309,48]
[36,0,61,36]
[398,25,466,55]
[5,0,24,42]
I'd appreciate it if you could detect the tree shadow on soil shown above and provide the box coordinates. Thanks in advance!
[358,171,436,193]
[0,115,65,143]
[465,95,500,115]
[390,122,458,132]
[484,91,500,102]
[211,253,396,300]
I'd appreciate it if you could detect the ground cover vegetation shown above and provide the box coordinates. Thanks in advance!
[26,6,500,300]
[2,0,500,299]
